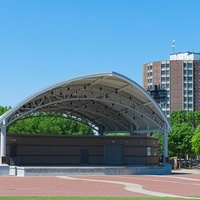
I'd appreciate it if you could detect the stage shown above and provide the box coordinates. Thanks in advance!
[9,164,172,176]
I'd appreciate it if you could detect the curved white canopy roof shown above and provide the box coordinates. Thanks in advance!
[0,72,171,134]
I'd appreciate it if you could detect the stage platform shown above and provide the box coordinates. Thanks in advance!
[9,164,172,176]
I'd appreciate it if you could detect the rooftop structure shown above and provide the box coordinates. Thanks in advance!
[170,52,200,61]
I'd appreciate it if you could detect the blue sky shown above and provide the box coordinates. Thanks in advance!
[1,0,200,107]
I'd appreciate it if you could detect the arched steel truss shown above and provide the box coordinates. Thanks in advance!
[0,72,171,134]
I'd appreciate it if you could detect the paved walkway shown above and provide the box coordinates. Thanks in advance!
[0,169,199,198]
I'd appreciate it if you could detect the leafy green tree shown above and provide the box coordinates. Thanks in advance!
[0,104,93,135]
[186,110,200,128]
[168,123,194,158]
[0,106,11,116]
[167,110,200,158]
[169,110,187,125]
[8,113,94,135]
[192,125,200,155]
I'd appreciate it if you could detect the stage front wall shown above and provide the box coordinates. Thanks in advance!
[6,134,159,166]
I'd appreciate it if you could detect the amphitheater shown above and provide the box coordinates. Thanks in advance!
[0,72,171,176]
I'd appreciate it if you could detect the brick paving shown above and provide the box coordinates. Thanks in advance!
[0,169,199,198]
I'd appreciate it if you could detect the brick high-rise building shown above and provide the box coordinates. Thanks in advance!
[143,52,200,116]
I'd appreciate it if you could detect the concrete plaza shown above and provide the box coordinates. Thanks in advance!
[0,169,199,198]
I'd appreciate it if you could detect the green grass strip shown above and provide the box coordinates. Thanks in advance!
[0,197,188,200]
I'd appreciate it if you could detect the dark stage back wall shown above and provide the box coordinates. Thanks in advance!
[6,134,159,166]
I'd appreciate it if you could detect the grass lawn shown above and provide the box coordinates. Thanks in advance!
[0,197,188,200]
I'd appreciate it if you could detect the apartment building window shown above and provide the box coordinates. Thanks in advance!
[188,63,193,68]
[148,65,153,70]
[161,104,166,109]
[184,70,187,75]
[148,72,152,77]
[167,110,170,115]
[161,84,166,89]
[184,90,193,96]
[184,77,192,82]
[149,79,152,83]
[161,64,166,69]
[184,69,193,75]
[184,90,187,96]
[184,103,192,110]
[161,77,166,82]
[188,83,193,88]
[161,71,165,75]
[188,97,193,102]
[184,97,193,102]
[188,90,193,95]
[167,90,170,95]
[188,104,193,109]
[184,83,192,89]
[184,63,193,69]
[188,70,193,75]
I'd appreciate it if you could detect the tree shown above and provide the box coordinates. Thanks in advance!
[8,113,94,135]
[168,123,194,158]
[7,113,93,135]
[186,110,200,128]
[169,110,187,125]
[192,125,200,155]
[0,106,11,116]
[167,110,200,158]
[0,105,94,135]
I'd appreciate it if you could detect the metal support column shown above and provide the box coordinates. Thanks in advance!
[0,120,7,164]
[99,125,104,135]
[130,124,134,135]
[163,122,168,163]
